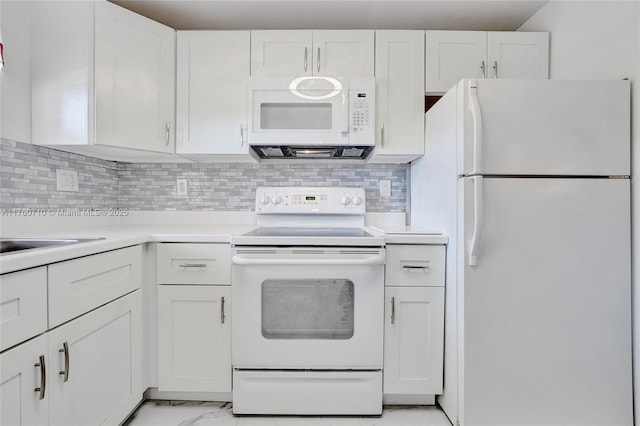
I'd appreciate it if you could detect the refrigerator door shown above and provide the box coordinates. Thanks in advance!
[457,177,632,426]
[458,79,630,176]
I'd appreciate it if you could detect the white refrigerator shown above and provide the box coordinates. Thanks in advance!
[410,79,632,426]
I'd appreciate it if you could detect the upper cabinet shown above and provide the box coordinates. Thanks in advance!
[31,0,177,162]
[371,31,425,163]
[487,32,549,80]
[426,31,549,93]
[0,0,32,144]
[251,30,374,77]
[176,31,252,161]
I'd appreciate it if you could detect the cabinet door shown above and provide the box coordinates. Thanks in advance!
[373,30,425,162]
[176,31,250,155]
[425,30,487,93]
[95,0,176,153]
[487,32,549,79]
[48,291,142,426]
[384,287,444,395]
[31,0,93,146]
[158,286,231,392]
[0,335,49,426]
[312,30,374,77]
[1,0,31,143]
[251,30,312,77]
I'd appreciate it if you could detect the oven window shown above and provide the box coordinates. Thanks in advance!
[260,103,332,129]
[261,279,354,339]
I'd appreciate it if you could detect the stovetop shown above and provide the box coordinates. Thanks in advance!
[241,227,376,238]
[231,226,384,247]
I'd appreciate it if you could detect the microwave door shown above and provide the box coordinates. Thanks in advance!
[250,89,349,145]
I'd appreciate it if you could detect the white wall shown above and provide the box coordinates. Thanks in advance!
[519,0,640,419]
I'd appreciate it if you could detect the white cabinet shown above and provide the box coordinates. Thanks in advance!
[0,0,31,144]
[156,243,232,393]
[372,30,425,163]
[251,30,374,77]
[383,244,445,397]
[426,30,549,93]
[31,0,177,162]
[176,31,252,160]
[0,267,47,352]
[48,291,143,426]
[384,286,444,395]
[487,32,550,80]
[157,243,231,285]
[0,335,49,426]
[157,285,231,392]
[1,246,144,426]
[48,246,142,328]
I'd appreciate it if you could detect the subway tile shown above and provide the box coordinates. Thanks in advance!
[1,139,407,212]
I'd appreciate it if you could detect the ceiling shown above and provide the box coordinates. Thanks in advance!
[108,0,549,31]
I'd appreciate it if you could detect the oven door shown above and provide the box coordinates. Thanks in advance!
[231,246,385,369]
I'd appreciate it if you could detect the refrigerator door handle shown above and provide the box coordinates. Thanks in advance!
[469,175,483,266]
[468,80,482,175]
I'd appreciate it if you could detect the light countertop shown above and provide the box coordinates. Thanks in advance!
[0,224,257,274]
[1,223,447,274]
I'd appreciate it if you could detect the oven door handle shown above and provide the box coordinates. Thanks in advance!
[231,255,385,266]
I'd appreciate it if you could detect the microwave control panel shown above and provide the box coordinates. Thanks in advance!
[349,89,375,144]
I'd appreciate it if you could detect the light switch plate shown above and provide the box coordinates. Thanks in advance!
[56,169,79,192]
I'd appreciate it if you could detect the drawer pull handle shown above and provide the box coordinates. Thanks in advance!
[179,263,207,268]
[402,265,430,270]
[221,296,226,324]
[59,341,69,383]
[34,355,46,400]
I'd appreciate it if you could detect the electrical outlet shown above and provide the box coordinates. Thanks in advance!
[56,169,79,192]
[379,179,391,198]
[177,179,188,196]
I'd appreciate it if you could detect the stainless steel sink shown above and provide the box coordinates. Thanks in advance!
[0,238,106,255]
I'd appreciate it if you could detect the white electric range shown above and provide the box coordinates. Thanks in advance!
[230,187,385,415]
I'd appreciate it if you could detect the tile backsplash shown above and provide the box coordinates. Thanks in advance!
[1,139,407,212]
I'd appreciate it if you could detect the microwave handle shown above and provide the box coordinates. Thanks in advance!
[304,47,308,72]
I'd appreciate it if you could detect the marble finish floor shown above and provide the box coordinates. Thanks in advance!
[124,401,453,426]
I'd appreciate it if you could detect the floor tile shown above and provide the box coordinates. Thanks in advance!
[124,401,452,426]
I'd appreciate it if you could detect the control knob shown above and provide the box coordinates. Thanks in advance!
[340,196,351,206]
[351,196,362,206]
[272,196,282,205]
[259,195,270,205]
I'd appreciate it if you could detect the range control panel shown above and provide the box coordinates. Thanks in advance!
[255,187,366,215]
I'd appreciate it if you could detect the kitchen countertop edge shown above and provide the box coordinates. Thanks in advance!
[0,224,257,274]
[1,224,448,274]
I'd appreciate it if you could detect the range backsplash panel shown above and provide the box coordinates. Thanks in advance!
[1,139,406,212]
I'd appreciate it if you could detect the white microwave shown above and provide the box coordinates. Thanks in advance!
[248,76,375,160]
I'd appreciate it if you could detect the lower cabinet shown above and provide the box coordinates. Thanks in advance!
[0,335,49,426]
[158,285,231,392]
[0,290,142,426]
[383,287,445,395]
[48,290,143,426]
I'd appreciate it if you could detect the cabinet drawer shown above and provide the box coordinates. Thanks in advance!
[157,243,231,285]
[385,245,445,287]
[48,246,142,327]
[0,267,47,351]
